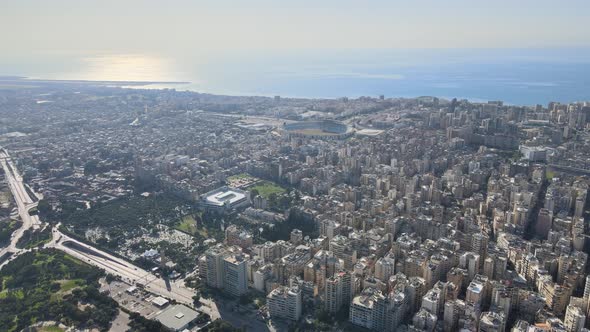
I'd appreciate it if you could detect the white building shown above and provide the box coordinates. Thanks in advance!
[267,285,302,321]
[202,186,250,211]
[223,253,248,296]
[520,145,548,162]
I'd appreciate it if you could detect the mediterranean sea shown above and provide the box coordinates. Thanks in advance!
[1,48,589,105]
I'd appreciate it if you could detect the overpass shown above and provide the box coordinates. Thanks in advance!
[0,149,42,267]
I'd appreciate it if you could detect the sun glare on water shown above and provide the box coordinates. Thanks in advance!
[64,54,175,82]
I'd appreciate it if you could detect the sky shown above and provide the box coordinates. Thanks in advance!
[2,0,590,103]
[2,0,590,59]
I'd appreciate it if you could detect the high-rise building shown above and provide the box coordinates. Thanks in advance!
[267,285,302,321]
[202,246,249,296]
[407,276,427,313]
[204,246,227,289]
[478,311,506,332]
[564,304,586,332]
[223,253,248,296]
[460,252,481,281]
[325,270,352,313]
[350,287,387,330]
[471,233,489,267]
[413,307,437,331]
[374,255,396,282]
[443,299,465,332]
[490,284,512,318]
[349,287,407,332]
[536,208,553,239]
[466,275,490,310]
[538,275,570,315]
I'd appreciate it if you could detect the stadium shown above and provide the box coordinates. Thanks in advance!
[282,120,353,139]
[201,186,250,211]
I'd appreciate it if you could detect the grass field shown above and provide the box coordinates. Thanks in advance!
[227,173,253,181]
[175,214,206,236]
[288,128,338,136]
[39,327,65,332]
[50,279,84,301]
[250,181,285,199]
[175,215,198,235]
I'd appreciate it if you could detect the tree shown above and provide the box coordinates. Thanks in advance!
[105,273,116,283]
[193,294,201,307]
[205,320,242,332]
[37,199,52,218]
[250,189,259,198]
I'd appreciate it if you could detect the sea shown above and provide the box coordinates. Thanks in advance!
[1,48,590,106]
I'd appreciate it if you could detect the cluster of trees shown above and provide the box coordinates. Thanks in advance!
[0,219,20,246]
[266,192,297,212]
[0,249,118,331]
[83,159,111,176]
[311,305,350,331]
[15,226,52,249]
[203,320,245,332]
[260,209,318,242]
[133,239,199,275]
[49,193,194,247]
[37,198,84,222]
[250,186,301,213]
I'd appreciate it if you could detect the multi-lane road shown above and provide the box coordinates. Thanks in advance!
[46,227,201,308]
[0,149,42,267]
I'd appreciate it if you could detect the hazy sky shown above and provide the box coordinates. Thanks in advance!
[3,0,590,58]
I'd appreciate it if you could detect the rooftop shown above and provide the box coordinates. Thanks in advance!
[203,187,247,207]
[155,304,199,331]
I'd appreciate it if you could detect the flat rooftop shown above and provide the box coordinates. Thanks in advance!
[155,304,199,331]
[204,187,247,206]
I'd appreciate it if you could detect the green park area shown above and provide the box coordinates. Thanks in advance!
[227,173,253,181]
[38,327,65,332]
[0,249,118,332]
[0,219,21,246]
[175,214,199,235]
[249,181,285,199]
[16,227,52,249]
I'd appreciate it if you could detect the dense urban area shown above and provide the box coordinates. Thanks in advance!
[2,80,590,332]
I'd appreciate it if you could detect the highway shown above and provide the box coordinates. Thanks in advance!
[46,228,200,306]
[0,149,42,268]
